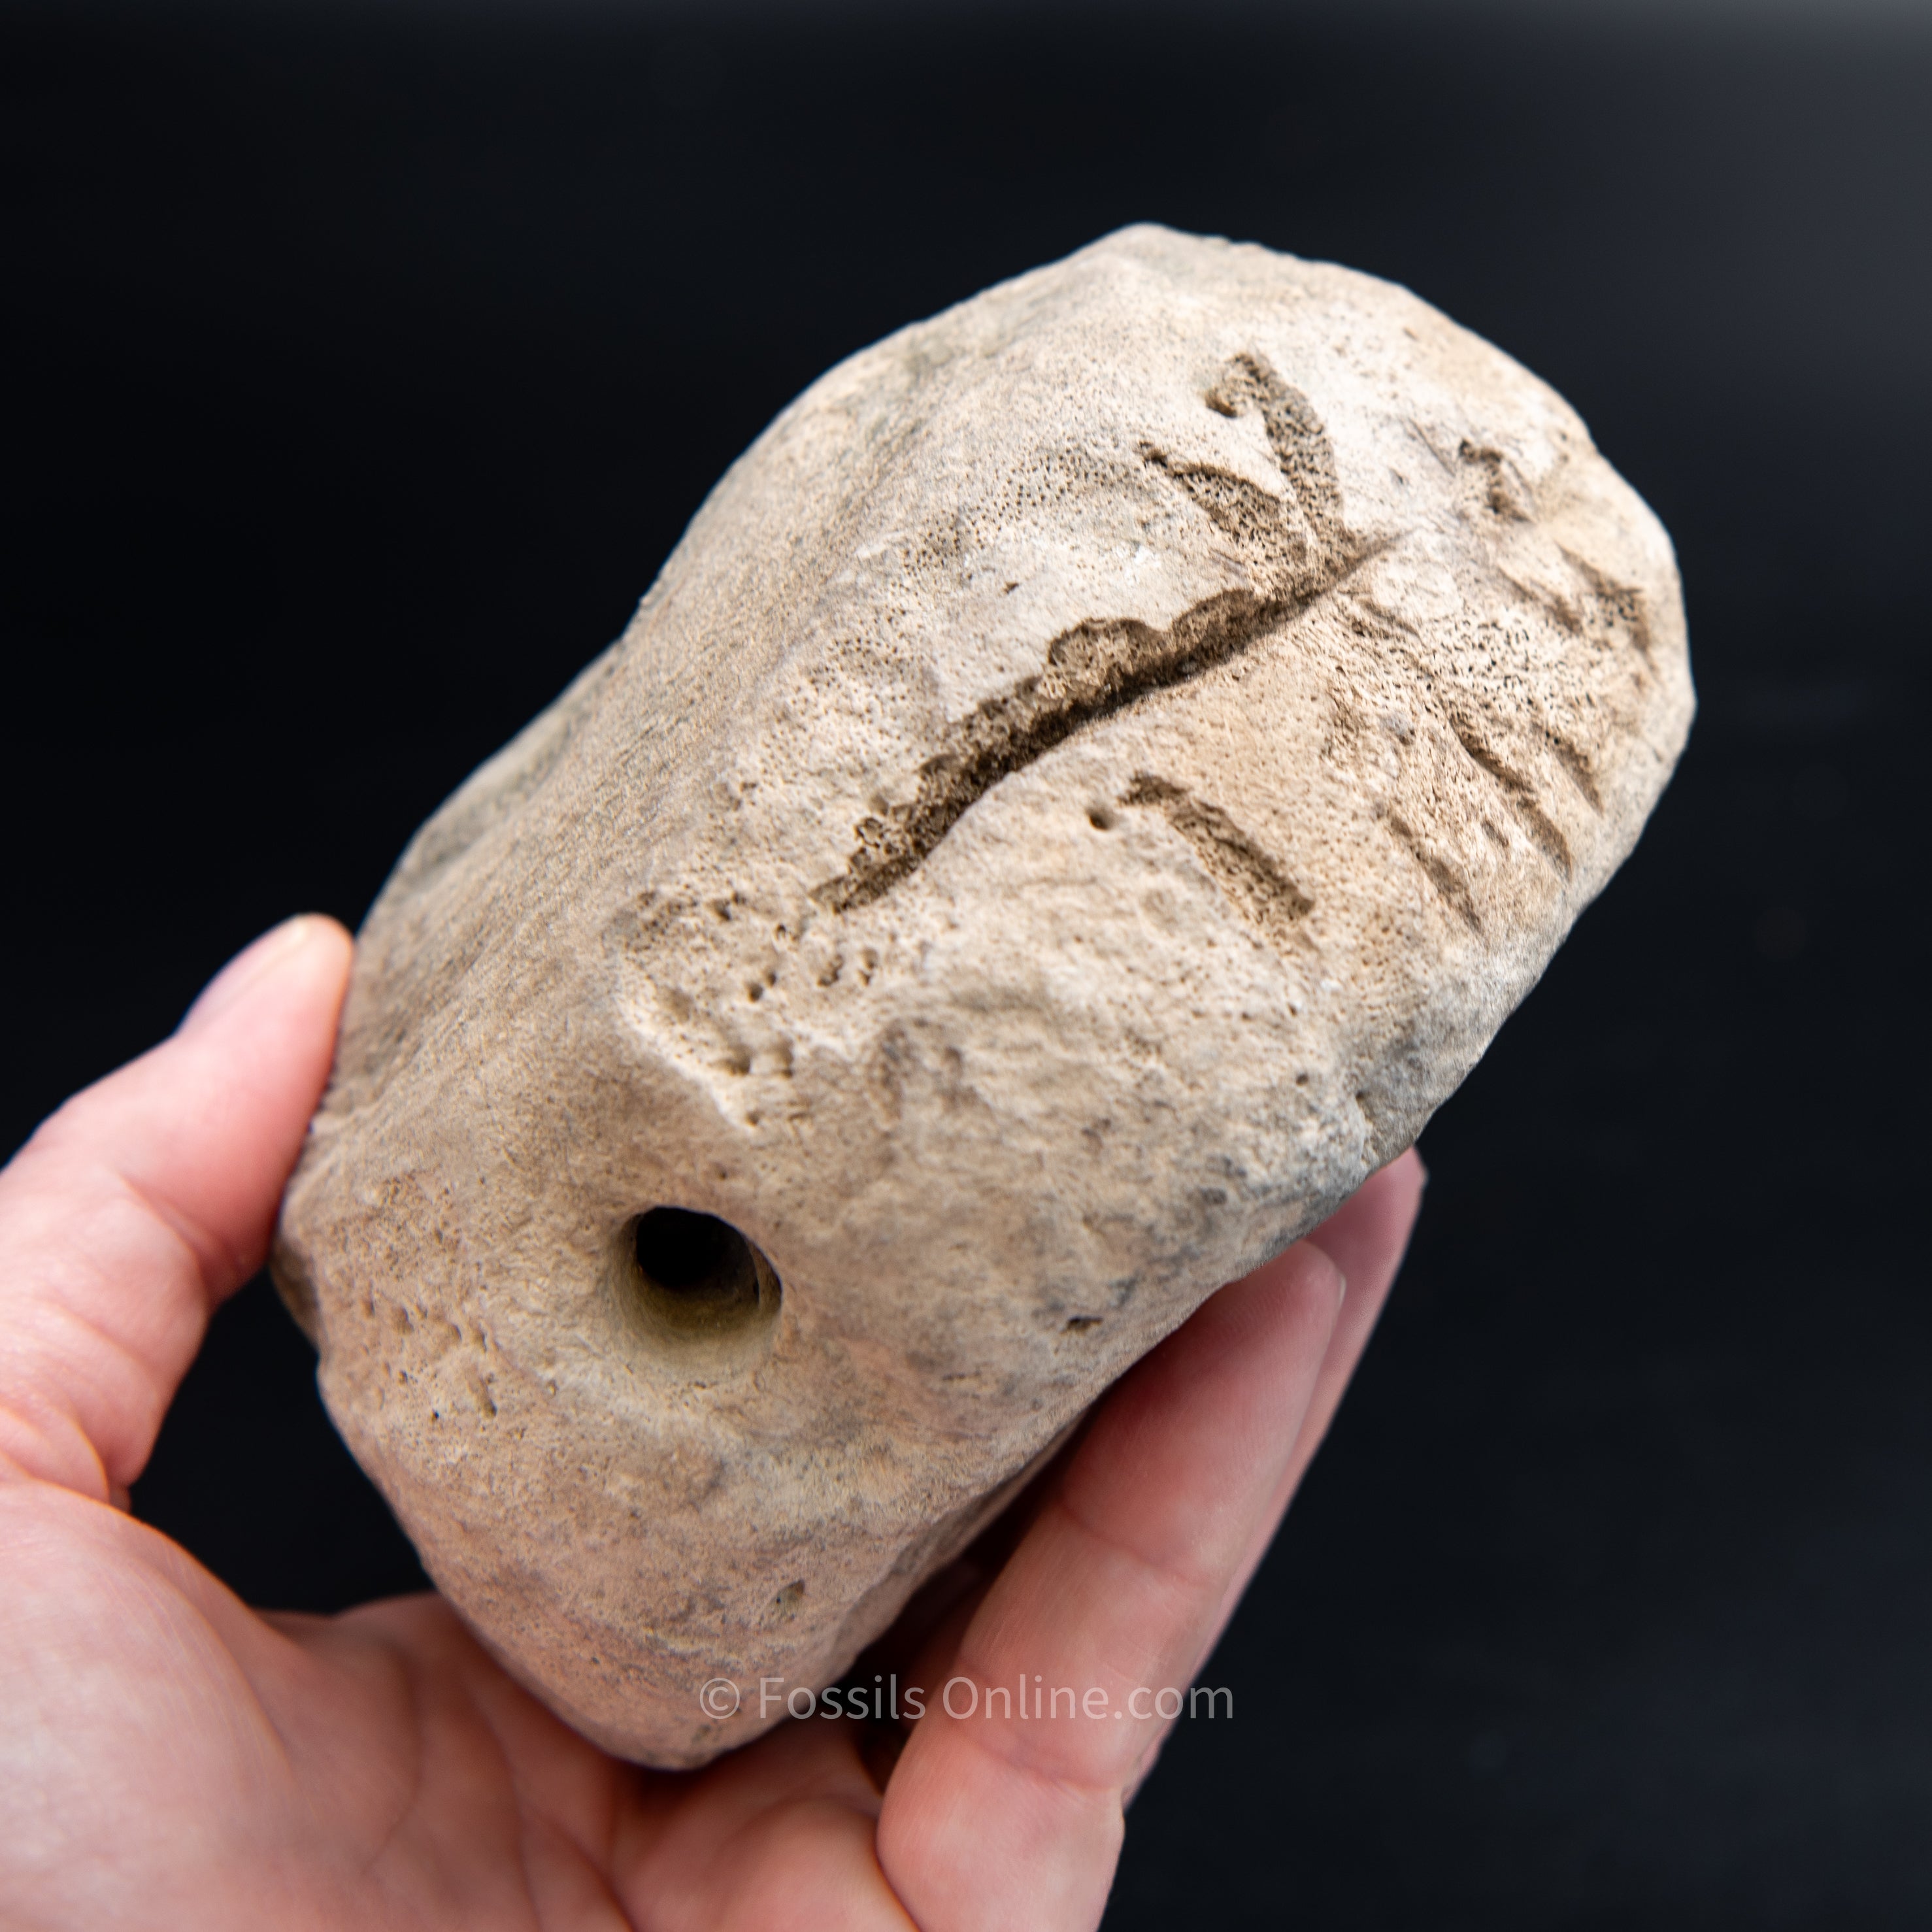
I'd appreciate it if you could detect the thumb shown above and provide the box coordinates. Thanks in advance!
[0,917,352,1502]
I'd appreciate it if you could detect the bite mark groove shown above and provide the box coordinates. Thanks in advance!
[1386,811,1482,933]
[816,352,1363,913]
[1447,712,1574,880]
[1120,774,1312,956]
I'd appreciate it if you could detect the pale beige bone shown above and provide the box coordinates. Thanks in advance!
[273,225,1693,1765]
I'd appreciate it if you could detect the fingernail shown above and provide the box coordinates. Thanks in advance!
[180,916,331,1035]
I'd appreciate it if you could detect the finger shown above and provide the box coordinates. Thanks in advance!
[878,1236,1346,1932]
[1205,1146,1427,1637]
[1294,1146,1426,1490]
[0,916,352,1500]
[903,1152,1427,1693]
[884,1153,1427,1790]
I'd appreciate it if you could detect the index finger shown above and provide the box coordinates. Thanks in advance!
[876,1158,1425,1932]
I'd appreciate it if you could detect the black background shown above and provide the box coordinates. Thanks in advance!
[5,1,1929,1923]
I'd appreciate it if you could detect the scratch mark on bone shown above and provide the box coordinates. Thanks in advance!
[1120,774,1312,957]
[1446,712,1574,881]
[1385,810,1482,933]
[817,352,1364,912]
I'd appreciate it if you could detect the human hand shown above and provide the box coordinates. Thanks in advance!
[0,917,1422,1931]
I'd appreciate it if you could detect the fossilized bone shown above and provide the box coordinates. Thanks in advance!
[275,225,1692,1765]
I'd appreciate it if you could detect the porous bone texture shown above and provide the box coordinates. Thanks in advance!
[274,225,1693,1765]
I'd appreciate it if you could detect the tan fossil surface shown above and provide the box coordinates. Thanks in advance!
[273,224,1692,1765]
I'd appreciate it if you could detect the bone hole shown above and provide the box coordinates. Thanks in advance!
[627,1208,779,1337]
